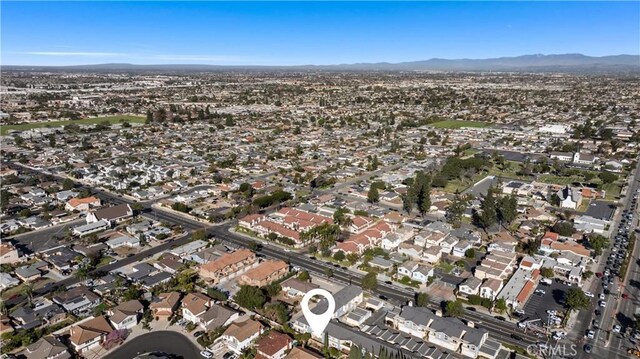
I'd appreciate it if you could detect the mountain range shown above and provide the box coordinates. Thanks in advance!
[4,54,639,73]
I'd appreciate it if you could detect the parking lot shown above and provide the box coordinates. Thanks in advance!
[522,280,572,322]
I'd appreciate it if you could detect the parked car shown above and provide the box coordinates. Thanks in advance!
[201,350,213,358]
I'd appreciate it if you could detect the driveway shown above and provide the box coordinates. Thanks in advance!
[103,331,201,359]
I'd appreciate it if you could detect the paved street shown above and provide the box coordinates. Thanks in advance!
[11,163,539,349]
[103,331,201,359]
[5,218,85,254]
[572,158,640,359]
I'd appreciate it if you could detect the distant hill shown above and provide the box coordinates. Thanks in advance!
[4,54,639,73]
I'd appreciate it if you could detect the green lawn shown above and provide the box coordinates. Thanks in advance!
[430,120,489,129]
[1,115,145,135]
[537,174,585,185]
[602,182,622,201]
[437,262,455,274]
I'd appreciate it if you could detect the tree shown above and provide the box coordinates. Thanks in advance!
[540,267,555,278]
[564,288,590,312]
[233,285,266,310]
[446,192,467,227]
[417,176,432,217]
[263,282,282,298]
[464,248,476,259]
[402,194,414,214]
[191,229,207,241]
[297,270,310,282]
[207,287,229,301]
[598,172,618,185]
[22,283,34,306]
[494,298,507,314]
[444,300,464,317]
[75,265,90,281]
[552,222,575,236]
[362,272,378,291]
[497,195,518,225]
[416,292,430,307]
[123,286,142,301]
[0,190,11,209]
[333,251,346,262]
[367,184,379,204]
[478,187,497,230]
[587,234,610,256]
[264,302,289,324]
[323,268,333,277]
[333,207,352,227]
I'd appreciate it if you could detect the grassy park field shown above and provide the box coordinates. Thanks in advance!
[430,120,489,129]
[1,115,145,135]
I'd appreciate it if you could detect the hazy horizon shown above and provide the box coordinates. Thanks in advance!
[2,1,639,66]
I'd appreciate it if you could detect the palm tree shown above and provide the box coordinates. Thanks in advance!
[22,283,34,307]
[75,265,90,282]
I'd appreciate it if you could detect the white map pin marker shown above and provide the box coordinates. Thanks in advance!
[301,288,335,336]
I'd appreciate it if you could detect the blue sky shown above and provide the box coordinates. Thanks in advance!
[2,1,639,66]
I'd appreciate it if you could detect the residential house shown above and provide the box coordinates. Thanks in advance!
[452,240,473,258]
[52,285,101,315]
[439,235,460,255]
[65,197,101,212]
[284,347,323,359]
[107,300,143,330]
[105,234,140,249]
[181,292,213,320]
[218,318,264,354]
[281,277,319,298]
[0,272,20,290]
[397,242,423,259]
[15,261,49,282]
[20,335,71,359]
[199,249,257,284]
[150,292,181,317]
[86,204,133,224]
[199,303,240,331]
[397,260,418,278]
[238,260,289,287]
[458,277,482,298]
[0,242,21,264]
[73,220,110,237]
[256,331,293,359]
[479,279,504,301]
[11,299,66,330]
[69,315,113,354]
[411,265,435,284]
[422,245,442,264]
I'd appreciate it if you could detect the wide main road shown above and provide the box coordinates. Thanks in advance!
[10,163,536,349]
[573,158,640,359]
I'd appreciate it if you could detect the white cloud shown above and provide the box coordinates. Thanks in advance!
[21,51,125,57]
[17,51,251,64]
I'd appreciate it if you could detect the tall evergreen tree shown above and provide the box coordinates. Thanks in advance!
[497,194,518,225]
[417,176,432,216]
[479,187,497,230]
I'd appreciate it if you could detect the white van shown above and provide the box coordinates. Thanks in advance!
[541,278,553,285]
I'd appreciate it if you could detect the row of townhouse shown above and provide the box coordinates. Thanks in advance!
[332,220,395,255]
[473,251,518,281]
[387,306,493,359]
[239,207,334,247]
